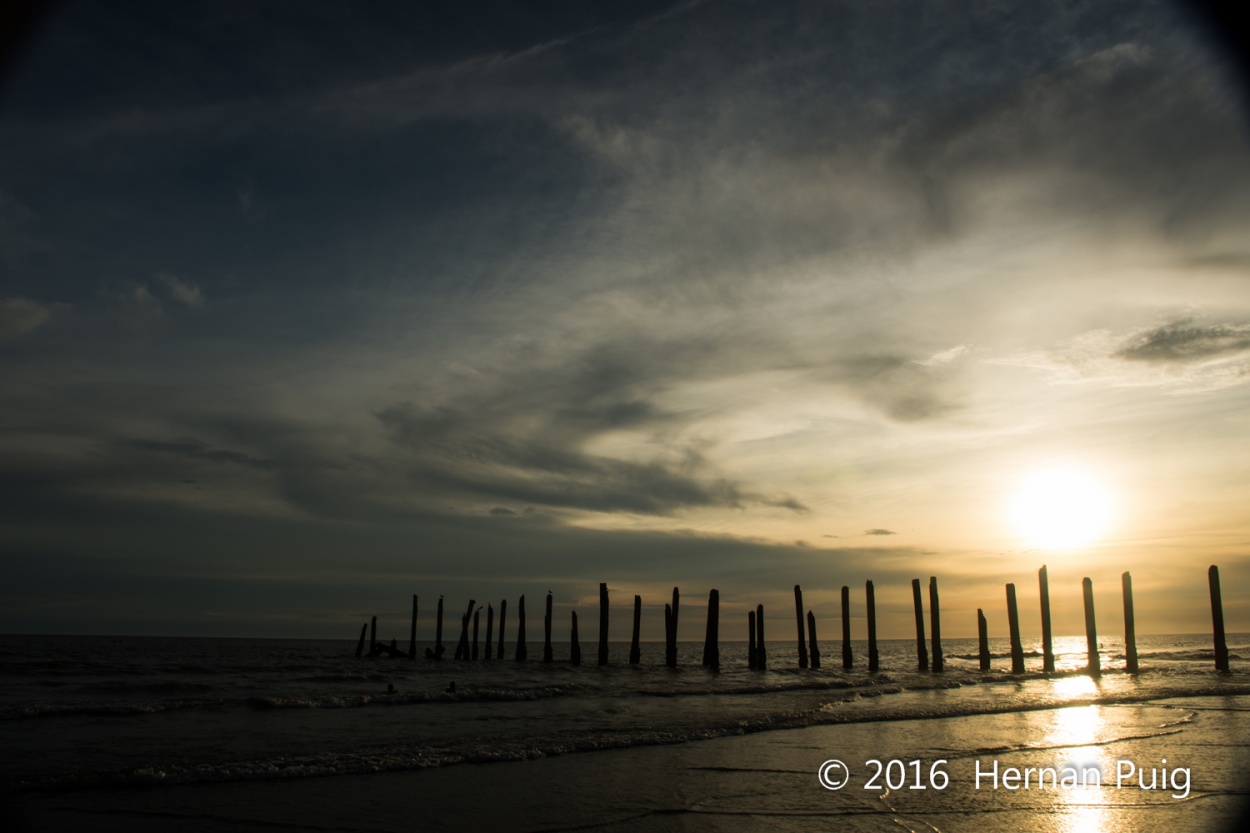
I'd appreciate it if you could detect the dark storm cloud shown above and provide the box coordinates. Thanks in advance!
[1115,321,1250,363]
[122,438,277,471]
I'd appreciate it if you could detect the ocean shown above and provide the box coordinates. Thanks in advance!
[3,631,1247,800]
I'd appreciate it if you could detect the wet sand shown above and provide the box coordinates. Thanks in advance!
[10,695,1250,832]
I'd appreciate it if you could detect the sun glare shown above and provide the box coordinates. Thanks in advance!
[1007,466,1115,550]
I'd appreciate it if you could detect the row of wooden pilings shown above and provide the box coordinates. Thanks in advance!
[356,566,1234,674]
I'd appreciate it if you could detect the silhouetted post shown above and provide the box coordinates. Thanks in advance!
[598,583,609,666]
[455,599,474,660]
[1082,577,1099,676]
[664,604,675,668]
[435,598,445,659]
[1210,565,1230,672]
[748,610,757,669]
[794,585,808,669]
[496,599,507,660]
[484,604,494,660]
[1039,566,1055,673]
[571,611,581,666]
[756,603,767,670]
[911,578,929,671]
[703,589,720,670]
[472,609,480,660]
[409,595,418,659]
[543,592,554,663]
[977,609,990,671]
[515,594,527,661]
[807,611,820,669]
[370,615,378,657]
[841,585,853,669]
[930,576,943,673]
[1122,572,1138,674]
[629,595,641,665]
[355,623,368,658]
[866,581,879,672]
[1006,583,1024,673]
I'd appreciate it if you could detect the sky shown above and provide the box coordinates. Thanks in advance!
[2,0,1249,641]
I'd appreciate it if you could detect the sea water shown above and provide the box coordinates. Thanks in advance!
[2,633,1247,793]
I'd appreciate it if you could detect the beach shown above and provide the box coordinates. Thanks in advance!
[10,694,1250,832]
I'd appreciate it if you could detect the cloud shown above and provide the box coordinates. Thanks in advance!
[865,528,897,536]
[0,298,50,339]
[1114,320,1250,363]
[157,273,205,307]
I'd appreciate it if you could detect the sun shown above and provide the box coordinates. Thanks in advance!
[1007,466,1115,550]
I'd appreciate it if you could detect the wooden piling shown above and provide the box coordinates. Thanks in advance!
[977,609,990,671]
[598,583,609,666]
[455,599,474,660]
[1122,571,1138,674]
[543,592,554,663]
[496,599,507,660]
[703,589,720,670]
[794,585,808,669]
[370,615,378,657]
[1039,565,1055,673]
[756,603,767,670]
[748,610,757,669]
[929,576,943,673]
[434,598,445,660]
[355,622,368,658]
[1006,583,1024,673]
[1210,565,1230,672]
[807,610,820,669]
[571,611,582,666]
[485,604,494,660]
[629,594,642,665]
[911,578,929,671]
[515,594,527,661]
[841,585,852,669]
[409,595,418,659]
[472,609,480,660]
[664,604,675,668]
[1082,577,1099,676]
[866,581,879,672]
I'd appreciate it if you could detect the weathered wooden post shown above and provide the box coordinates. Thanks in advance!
[1039,565,1055,673]
[866,581,879,672]
[629,594,642,665]
[841,585,853,669]
[515,594,528,661]
[748,610,757,669]
[977,609,990,671]
[756,603,767,670]
[1006,583,1024,673]
[1210,565,1230,672]
[435,598,445,660]
[664,604,676,668]
[355,622,368,658]
[472,609,480,660]
[370,615,378,657]
[543,592,554,663]
[496,599,507,660]
[807,610,820,669]
[703,589,720,670]
[409,595,418,659]
[484,604,494,660]
[930,576,943,673]
[571,611,582,666]
[1122,571,1138,673]
[598,583,609,666]
[911,578,929,671]
[794,585,808,669]
[1083,577,1099,677]
[455,599,474,660]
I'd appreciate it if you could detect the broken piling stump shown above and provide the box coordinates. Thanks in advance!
[355,622,368,658]
[1210,565,1229,672]
[571,611,581,666]
[911,578,929,671]
[841,585,852,669]
[807,610,820,669]
[516,594,527,661]
[703,589,720,670]
[598,583,609,666]
[930,576,943,673]
[434,597,445,660]
[1006,583,1024,673]
[1039,565,1055,673]
[1122,571,1138,674]
[977,609,990,671]
[866,581,879,672]
[756,603,767,670]
[1082,577,1099,677]
[629,594,641,665]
